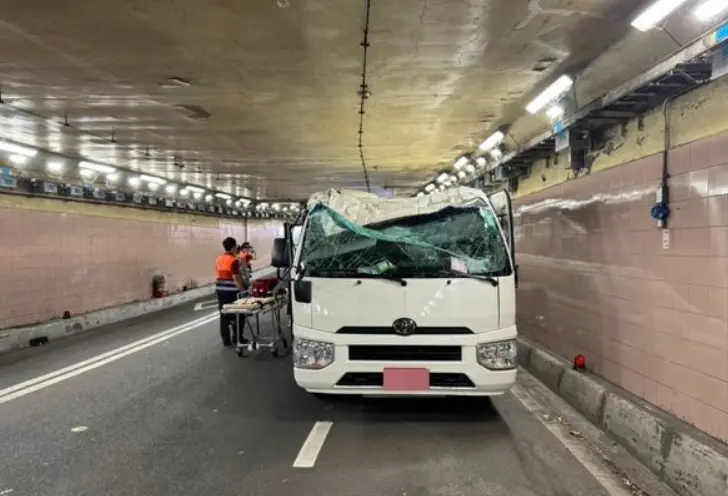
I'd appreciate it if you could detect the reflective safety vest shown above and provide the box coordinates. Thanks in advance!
[215,253,239,291]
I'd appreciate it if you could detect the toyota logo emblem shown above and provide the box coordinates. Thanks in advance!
[392,318,417,336]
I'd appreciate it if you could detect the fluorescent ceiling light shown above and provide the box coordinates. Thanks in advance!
[425,183,436,192]
[193,192,203,200]
[417,192,425,197]
[526,75,573,114]
[454,156,469,170]
[631,0,691,31]
[490,148,503,160]
[148,182,160,192]
[205,194,213,202]
[140,174,166,185]
[259,202,269,209]
[185,185,205,193]
[478,131,505,152]
[272,203,281,211]
[465,164,476,174]
[79,161,116,174]
[107,173,120,183]
[0,141,38,157]
[436,173,449,184]
[475,157,487,168]
[46,161,64,173]
[128,177,141,188]
[165,184,177,194]
[179,188,190,198]
[546,105,564,120]
[457,170,467,179]
[694,0,728,20]
[214,192,232,200]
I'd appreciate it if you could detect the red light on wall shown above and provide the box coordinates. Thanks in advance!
[573,354,586,370]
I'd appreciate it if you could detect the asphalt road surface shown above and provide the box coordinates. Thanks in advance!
[0,299,677,496]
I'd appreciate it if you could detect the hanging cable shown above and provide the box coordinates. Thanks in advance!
[357,0,373,192]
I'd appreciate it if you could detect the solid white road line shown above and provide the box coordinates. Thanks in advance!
[0,312,218,405]
[293,421,334,468]
[510,384,634,496]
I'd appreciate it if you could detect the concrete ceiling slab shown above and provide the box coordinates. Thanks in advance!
[0,0,656,198]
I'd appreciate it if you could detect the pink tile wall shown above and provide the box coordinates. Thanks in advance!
[515,129,728,444]
[0,209,282,330]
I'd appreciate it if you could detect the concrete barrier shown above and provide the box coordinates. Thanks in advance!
[558,368,607,424]
[529,347,566,392]
[519,337,728,496]
[663,431,728,496]
[0,266,276,356]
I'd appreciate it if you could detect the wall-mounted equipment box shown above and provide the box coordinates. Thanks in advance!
[43,181,59,194]
[567,129,590,172]
[132,192,143,204]
[92,188,106,200]
[69,185,83,197]
[165,199,175,208]
[115,192,126,202]
[493,167,508,183]
[0,176,18,189]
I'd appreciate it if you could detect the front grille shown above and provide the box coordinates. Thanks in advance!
[337,372,383,387]
[336,372,475,388]
[430,373,475,388]
[337,326,473,335]
[348,345,461,362]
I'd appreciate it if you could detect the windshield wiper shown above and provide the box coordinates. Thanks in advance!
[363,271,408,287]
[439,269,499,287]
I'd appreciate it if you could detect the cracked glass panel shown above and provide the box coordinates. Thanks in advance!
[298,204,512,279]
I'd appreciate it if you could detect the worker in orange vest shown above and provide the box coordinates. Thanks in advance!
[216,237,245,347]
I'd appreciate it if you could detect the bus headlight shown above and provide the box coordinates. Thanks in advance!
[293,338,335,369]
[476,339,517,370]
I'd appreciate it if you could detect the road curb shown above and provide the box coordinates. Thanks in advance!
[0,266,276,356]
[517,337,728,496]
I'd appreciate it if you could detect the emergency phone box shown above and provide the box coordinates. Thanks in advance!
[251,277,279,297]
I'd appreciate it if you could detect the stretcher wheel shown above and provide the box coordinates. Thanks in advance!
[236,348,244,358]
[271,348,279,358]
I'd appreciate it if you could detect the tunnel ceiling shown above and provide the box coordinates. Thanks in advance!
[0,0,656,199]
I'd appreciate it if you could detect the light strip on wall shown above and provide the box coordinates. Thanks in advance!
[478,131,505,152]
[139,174,167,185]
[215,192,232,200]
[185,185,205,193]
[694,0,728,20]
[0,141,38,157]
[454,156,469,170]
[79,161,116,174]
[526,75,573,114]
[631,0,691,31]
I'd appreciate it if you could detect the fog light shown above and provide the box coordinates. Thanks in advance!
[293,338,335,369]
[477,339,517,370]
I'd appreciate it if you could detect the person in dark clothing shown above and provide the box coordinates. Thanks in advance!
[215,237,245,347]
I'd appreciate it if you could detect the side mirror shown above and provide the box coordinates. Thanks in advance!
[271,238,291,268]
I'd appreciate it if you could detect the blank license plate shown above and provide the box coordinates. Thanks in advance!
[383,368,430,391]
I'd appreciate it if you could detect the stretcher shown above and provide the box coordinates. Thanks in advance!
[221,293,289,358]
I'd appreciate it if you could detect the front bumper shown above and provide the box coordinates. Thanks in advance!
[293,324,518,397]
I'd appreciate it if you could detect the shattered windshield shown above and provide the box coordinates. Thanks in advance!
[298,204,511,278]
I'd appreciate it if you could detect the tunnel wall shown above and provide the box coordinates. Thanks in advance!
[0,195,283,330]
[513,77,728,443]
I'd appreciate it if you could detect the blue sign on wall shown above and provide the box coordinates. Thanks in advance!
[716,22,728,44]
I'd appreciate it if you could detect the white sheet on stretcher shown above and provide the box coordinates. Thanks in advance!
[222,296,283,312]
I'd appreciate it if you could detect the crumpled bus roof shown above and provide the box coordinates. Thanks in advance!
[306,186,491,225]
